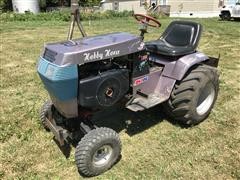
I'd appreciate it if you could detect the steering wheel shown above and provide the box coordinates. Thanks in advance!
[134,14,161,28]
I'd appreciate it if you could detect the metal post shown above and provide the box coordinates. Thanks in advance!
[67,13,75,40]
[67,0,87,40]
[76,9,87,37]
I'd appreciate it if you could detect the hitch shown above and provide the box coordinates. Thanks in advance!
[45,115,69,146]
[45,108,97,146]
[204,54,220,67]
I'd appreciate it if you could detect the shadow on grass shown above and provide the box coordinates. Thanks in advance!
[50,104,194,178]
[92,105,167,136]
[217,18,240,22]
[52,104,186,159]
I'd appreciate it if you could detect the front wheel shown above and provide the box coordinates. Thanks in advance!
[163,64,219,126]
[39,100,52,131]
[221,11,231,21]
[75,127,121,177]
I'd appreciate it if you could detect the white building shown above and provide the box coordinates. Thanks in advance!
[99,0,235,17]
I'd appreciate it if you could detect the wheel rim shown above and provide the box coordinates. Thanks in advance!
[93,145,113,166]
[196,83,215,116]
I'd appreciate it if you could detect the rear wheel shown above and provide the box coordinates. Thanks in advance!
[75,127,121,177]
[163,64,219,126]
[39,100,52,131]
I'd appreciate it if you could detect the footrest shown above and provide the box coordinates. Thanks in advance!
[126,93,164,112]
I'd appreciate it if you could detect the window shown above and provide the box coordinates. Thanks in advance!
[160,0,167,5]
[150,0,157,6]
[112,1,119,11]
[140,0,146,6]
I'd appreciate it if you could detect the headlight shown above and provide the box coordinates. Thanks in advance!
[45,65,56,79]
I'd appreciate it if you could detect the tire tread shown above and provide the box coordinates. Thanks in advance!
[75,127,121,177]
[163,64,219,125]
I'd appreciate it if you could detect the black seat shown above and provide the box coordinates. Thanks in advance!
[145,21,202,57]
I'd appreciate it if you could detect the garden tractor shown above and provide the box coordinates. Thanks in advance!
[37,0,220,177]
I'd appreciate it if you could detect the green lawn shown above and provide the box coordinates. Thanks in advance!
[0,17,240,179]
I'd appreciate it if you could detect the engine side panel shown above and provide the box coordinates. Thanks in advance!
[79,69,129,108]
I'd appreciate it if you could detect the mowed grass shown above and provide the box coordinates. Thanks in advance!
[0,17,240,179]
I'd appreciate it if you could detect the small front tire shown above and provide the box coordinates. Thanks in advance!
[75,127,121,177]
[39,100,52,131]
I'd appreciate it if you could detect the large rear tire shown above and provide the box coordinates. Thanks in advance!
[75,127,121,177]
[163,64,219,126]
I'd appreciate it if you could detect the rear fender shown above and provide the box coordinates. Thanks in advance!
[150,52,219,103]
[161,52,209,80]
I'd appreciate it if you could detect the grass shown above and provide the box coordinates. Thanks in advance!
[0,17,240,179]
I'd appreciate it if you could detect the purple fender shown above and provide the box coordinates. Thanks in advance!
[150,51,209,81]
[149,51,211,103]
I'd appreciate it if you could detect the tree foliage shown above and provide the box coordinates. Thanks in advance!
[79,0,102,6]
[45,0,102,7]
[0,0,12,11]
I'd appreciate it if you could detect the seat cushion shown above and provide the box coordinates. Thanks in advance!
[145,21,202,57]
[165,24,193,46]
[145,39,195,57]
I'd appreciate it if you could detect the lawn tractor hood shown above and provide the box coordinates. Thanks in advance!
[38,32,143,118]
[42,32,143,66]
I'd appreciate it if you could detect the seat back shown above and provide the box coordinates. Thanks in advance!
[160,21,202,48]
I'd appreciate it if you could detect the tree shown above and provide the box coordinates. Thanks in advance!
[47,0,102,7]
[0,0,12,11]
[79,0,102,6]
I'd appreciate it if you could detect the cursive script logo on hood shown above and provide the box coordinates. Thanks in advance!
[84,49,120,62]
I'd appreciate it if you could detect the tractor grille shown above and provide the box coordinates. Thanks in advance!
[43,48,57,63]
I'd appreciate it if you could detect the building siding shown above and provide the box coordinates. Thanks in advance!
[168,0,220,17]
[100,0,221,17]
[119,0,146,13]
[169,0,215,12]
[101,0,146,13]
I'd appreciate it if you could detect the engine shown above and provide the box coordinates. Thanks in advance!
[77,49,151,108]
[78,59,130,108]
